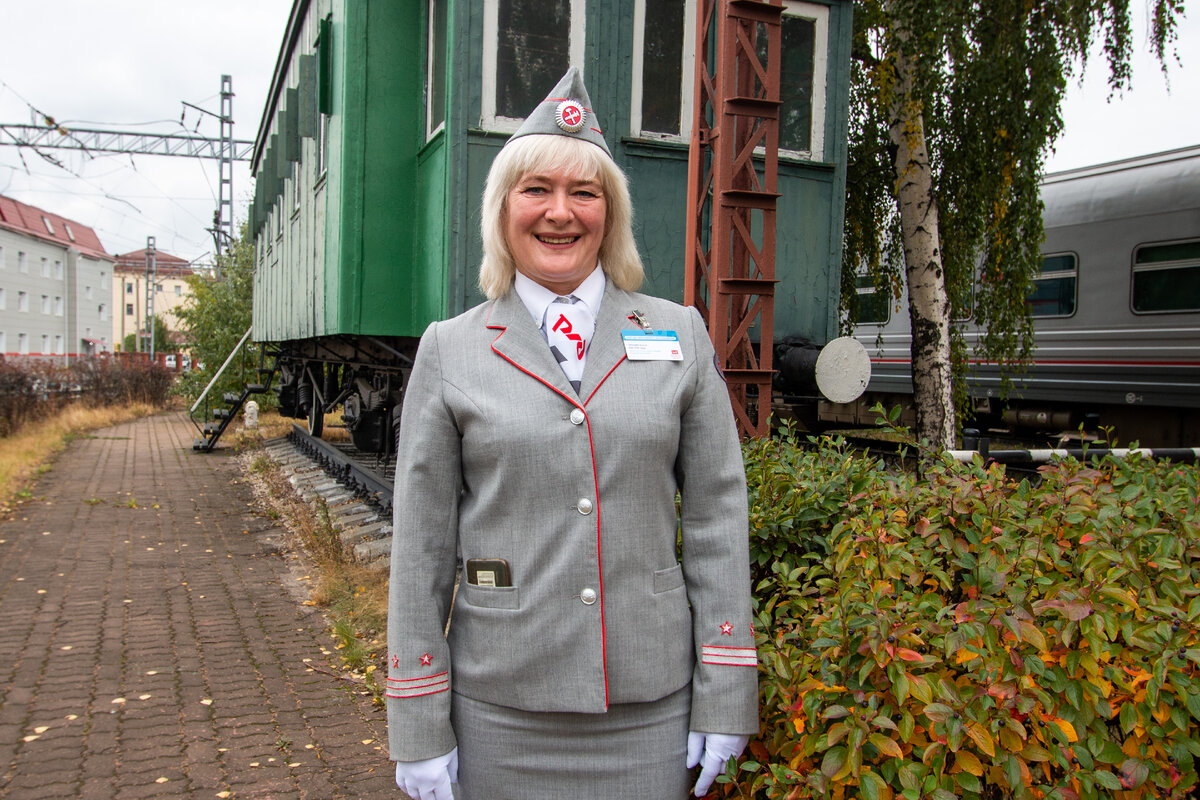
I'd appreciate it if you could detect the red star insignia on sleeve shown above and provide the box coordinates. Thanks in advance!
[390,654,399,669]
[720,621,734,636]
[419,653,432,667]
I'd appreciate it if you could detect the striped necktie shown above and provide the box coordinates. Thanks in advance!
[544,296,594,393]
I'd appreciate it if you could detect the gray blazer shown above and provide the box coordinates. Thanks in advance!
[386,280,758,761]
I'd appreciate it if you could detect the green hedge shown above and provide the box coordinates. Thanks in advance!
[729,425,1200,800]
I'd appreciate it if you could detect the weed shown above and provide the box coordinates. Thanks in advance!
[237,447,388,707]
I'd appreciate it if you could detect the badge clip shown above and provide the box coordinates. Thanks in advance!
[629,309,652,332]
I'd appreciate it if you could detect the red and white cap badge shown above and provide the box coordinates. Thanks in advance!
[555,100,587,133]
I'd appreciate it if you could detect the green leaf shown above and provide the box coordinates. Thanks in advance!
[860,770,887,800]
[822,705,850,720]
[955,771,983,793]
[1092,740,1126,765]
[899,710,915,742]
[1187,692,1200,722]
[923,703,954,723]
[1004,755,1023,790]
[873,713,899,732]
[1119,701,1138,733]
[1092,769,1123,791]
[821,746,847,779]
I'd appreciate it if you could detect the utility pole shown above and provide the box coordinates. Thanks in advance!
[144,237,157,360]
[216,75,235,260]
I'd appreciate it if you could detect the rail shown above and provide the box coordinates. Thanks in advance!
[286,425,394,515]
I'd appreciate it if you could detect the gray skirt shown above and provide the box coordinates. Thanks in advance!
[449,684,692,800]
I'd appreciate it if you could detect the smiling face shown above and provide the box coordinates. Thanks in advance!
[504,170,607,295]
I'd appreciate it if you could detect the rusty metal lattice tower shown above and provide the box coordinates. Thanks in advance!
[685,0,782,438]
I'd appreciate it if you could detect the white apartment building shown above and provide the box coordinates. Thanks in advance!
[0,195,113,362]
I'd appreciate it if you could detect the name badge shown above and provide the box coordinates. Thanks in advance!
[621,330,683,361]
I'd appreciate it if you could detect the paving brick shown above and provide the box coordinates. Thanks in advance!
[0,413,397,798]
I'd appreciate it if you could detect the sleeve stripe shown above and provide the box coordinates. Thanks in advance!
[387,671,448,684]
[701,655,758,667]
[702,645,756,653]
[385,677,449,698]
[701,644,757,667]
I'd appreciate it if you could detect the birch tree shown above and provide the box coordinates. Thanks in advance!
[841,0,1183,448]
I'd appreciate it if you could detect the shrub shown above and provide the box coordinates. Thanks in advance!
[0,356,172,438]
[731,425,1200,800]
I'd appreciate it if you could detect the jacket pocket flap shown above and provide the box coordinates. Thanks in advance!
[463,583,519,609]
[653,563,685,594]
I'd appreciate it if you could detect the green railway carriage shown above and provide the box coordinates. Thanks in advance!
[249,0,853,451]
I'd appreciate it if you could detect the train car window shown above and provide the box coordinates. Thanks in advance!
[854,274,890,325]
[426,0,448,139]
[482,0,585,131]
[756,2,828,161]
[1132,240,1200,313]
[630,0,694,140]
[292,161,301,213]
[315,15,332,177]
[1028,253,1077,317]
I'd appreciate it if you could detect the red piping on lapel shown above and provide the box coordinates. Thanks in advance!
[583,356,626,407]
[487,326,611,708]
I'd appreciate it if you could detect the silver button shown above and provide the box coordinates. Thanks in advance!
[576,498,593,515]
[569,408,585,425]
[580,587,597,605]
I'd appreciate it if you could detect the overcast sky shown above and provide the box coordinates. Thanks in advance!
[0,3,1196,267]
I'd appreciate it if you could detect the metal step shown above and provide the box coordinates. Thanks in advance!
[213,409,232,420]
[203,423,220,435]
[246,383,267,394]
[222,392,242,404]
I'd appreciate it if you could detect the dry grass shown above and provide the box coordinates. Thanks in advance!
[240,443,390,703]
[227,409,350,451]
[0,402,159,513]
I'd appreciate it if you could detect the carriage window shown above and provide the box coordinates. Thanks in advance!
[1028,253,1077,317]
[854,274,890,325]
[426,0,448,138]
[482,0,585,132]
[1132,240,1200,313]
[316,15,333,177]
[631,0,694,139]
[755,2,828,160]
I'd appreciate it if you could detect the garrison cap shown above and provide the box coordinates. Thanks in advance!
[507,66,612,157]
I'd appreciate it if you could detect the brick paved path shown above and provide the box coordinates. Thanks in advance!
[0,413,398,798]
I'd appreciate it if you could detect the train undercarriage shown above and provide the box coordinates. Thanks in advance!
[269,335,418,455]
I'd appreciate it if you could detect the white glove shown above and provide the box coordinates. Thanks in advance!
[395,747,458,800]
[687,731,749,796]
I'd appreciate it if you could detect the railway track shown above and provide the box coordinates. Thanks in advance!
[258,425,396,570]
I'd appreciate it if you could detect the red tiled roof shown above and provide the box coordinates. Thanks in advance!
[0,194,112,260]
[114,248,194,277]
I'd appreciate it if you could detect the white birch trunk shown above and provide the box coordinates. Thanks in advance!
[888,47,957,448]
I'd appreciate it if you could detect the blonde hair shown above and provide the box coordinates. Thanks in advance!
[479,135,643,299]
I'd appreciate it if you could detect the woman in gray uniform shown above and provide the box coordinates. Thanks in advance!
[386,67,758,800]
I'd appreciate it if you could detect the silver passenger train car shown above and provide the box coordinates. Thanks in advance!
[836,145,1200,447]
